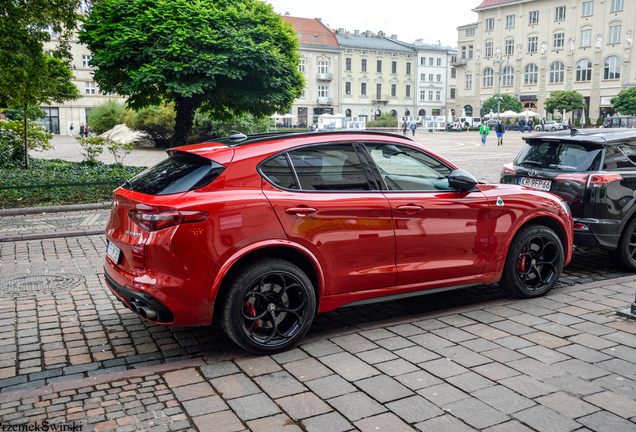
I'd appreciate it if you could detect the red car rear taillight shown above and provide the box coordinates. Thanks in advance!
[129,210,209,231]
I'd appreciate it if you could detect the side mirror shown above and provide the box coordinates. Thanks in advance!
[449,169,478,192]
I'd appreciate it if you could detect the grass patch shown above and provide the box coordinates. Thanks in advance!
[1,159,146,209]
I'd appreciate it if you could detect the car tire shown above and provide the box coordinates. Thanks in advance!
[220,258,316,354]
[612,217,636,272]
[551,127,556,131]
[500,225,564,298]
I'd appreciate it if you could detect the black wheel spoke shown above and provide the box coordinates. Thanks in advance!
[277,300,306,314]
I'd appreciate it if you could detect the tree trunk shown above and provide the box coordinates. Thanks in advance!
[23,104,29,169]
[171,96,198,148]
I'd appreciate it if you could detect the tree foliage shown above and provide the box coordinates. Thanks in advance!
[611,87,636,115]
[121,104,176,148]
[76,135,105,164]
[191,112,271,143]
[80,0,305,147]
[544,91,584,115]
[88,99,127,134]
[482,94,522,115]
[366,113,398,128]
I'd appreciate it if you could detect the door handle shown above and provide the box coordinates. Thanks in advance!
[396,205,423,213]
[285,207,317,216]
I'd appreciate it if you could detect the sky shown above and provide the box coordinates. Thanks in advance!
[265,0,481,48]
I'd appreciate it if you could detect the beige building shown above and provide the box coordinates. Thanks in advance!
[454,0,635,123]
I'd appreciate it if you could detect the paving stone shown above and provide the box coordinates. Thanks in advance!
[276,392,331,420]
[443,397,509,429]
[172,382,215,402]
[570,321,616,336]
[543,312,585,326]
[490,320,535,336]
[462,310,505,324]
[522,331,571,348]
[577,411,636,432]
[301,340,343,357]
[459,338,499,353]
[419,358,469,379]
[331,334,378,354]
[246,413,301,432]
[584,390,636,419]
[602,345,636,364]
[182,395,227,417]
[304,375,356,400]
[354,412,414,432]
[393,345,439,364]
[385,323,425,337]
[498,375,556,398]
[270,348,309,365]
[327,391,387,422]
[210,374,261,400]
[438,315,479,327]
[355,348,398,365]
[482,347,526,363]
[394,370,442,391]
[559,359,611,380]
[483,420,535,432]
[374,336,415,351]
[301,411,352,432]
[227,393,281,421]
[431,327,476,343]
[596,359,636,381]
[555,344,612,363]
[593,375,636,400]
[409,333,455,350]
[536,392,599,419]
[235,356,281,377]
[534,323,581,338]
[386,395,442,423]
[437,345,491,367]
[354,375,413,403]
[568,333,617,350]
[253,371,307,399]
[374,359,419,376]
[472,362,521,381]
[358,328,394,341]
[162,368,203,388]
[543,374,606,397]
[200,362,240,379]
[414,414,475,432]
[446,371,495,393]
[493,335,534,349]
[508,313,549,327]
[513,405,580,432]
[463,323,510,340]
[283,358,334,382]
[417,383,470,406]
[412,319,448,331]
[506,358,567,380]
[318,352,379,382]
[517,345,571,364]
[472,385,535,415]
[191,410,244,432]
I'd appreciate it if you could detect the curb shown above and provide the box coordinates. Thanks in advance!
[0,201,111,216]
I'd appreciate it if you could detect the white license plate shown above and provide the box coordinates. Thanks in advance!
[107,241,122,264]
[518,177,552,192]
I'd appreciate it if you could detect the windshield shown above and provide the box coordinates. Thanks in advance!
[515,141,602,171]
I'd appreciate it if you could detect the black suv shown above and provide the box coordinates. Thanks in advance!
[501,129,636,270]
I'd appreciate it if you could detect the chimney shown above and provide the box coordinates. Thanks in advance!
[391,34,398,40]
[378,31,385,38]
[414,38,424,46]
[354,29,360,36]
[338,28,344,33]
[284,11,290,16]
[316,17,322,21]
[365,30,372,37]
[345,30,351,38]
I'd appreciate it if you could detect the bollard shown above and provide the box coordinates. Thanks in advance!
[617,288,636,320]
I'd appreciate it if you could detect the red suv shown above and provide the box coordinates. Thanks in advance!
[104,131,573,353]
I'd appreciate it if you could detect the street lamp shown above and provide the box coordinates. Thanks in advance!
[493,57,510,121]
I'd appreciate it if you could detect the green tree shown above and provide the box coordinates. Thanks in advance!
[366,113,398,128]
[80,0,305,148]
[88,99,126,134]
[482,94,522,115]
[121,104,176,148]
[611,87,636,115]
[544,91,584,116]
[191,112,271,143]
[0,0,83,168]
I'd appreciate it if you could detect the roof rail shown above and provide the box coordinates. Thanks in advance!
[570,127,580,136]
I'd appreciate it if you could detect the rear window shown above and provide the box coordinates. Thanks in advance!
[515,141,602,172]
[123,151,225,195]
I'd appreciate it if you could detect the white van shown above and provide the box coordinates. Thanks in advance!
[459,117,482,127]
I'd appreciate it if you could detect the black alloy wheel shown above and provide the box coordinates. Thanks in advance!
[612,217,636,272]
[500,225,564,298]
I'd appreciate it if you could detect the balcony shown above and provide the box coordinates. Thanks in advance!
[372,94,390,103]
[316,73,333,81]
[452,58,467,66]
[317,97,333,104]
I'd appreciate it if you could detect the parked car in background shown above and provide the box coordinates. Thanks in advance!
[501,129,636,271]
[486,119,499,130]
[459,117,483,127]
[104,130,573,354]
[603,116,636,128]
[534,121,563,131]
[506,122,523,131]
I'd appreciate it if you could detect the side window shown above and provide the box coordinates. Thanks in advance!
[363,143,454,191]
[288,144,372,191]
[260,155,299,189]
[605,143,636,170]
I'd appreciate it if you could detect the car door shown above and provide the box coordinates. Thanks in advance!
[361,142,490,286]
[261,142,397,295]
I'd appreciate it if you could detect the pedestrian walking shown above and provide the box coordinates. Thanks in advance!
[496,118,505,145]
[527,117,534,132]
[69,123,74,137]
[85,124,90,136]
[401,121,408,136]
[410,122,417,136]
[479,121,490,145]
[541,117,546,132]
[519,117,526,133]
[562,118,569,130]
[79,123,85,138]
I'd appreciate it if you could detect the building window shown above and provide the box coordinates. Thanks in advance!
[377,60,382,73]
[465,74,472,88]
[80,1,92,13]
[502,66,514,86]
[466,29,475,36]
[461,46,466,59]
[429,74,434,81]
[406,84,411,98]
[361,82,367,95]
[421,56,426,65]
[609,25,621,44]
[485,18,495,31]
[82,55,93,68]
[529,11,539,25]
[576,59,592,81]
[506,15,515,28]
[345,58,351,71]
[376,84,382,99]
[528,36,538,52]
[392,61,397,74]
[85,81,96,95]
[391,84,397,97]
[525,64,538,84]
[298,58,305,73]
[436,74,441,82]
[420,90,426,101]
[429,57,434,66]
[611,0,624,12]
[361,59,367,72]
[604,55,621,79]
[549,61,565,83]
[421,73,426,81]
[318,60,328,74]
[44,25,57,39]
[554,33,565,50]
[451,56,457,63]
[505,39,514,55]
[318,85,328,98]
[485,42,493,57]
[406,62,411,75]
[428,91,434,101]
[468,45,473,58]
[345,82,351,95]
[450,88,456,98]
[482,67,494,87]
[581,29,592,46]
[555,6,566,21]
[451,67,456,78]
[436,91,441,101]
[437,58,441,66]
[582,1,594,16]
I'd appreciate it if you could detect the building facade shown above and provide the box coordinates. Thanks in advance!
[455,0,635,122]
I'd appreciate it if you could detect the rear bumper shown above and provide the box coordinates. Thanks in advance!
[573,218,621,249]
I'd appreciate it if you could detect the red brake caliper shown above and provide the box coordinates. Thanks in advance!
[244,300,259,329]
[517,248,527,272]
